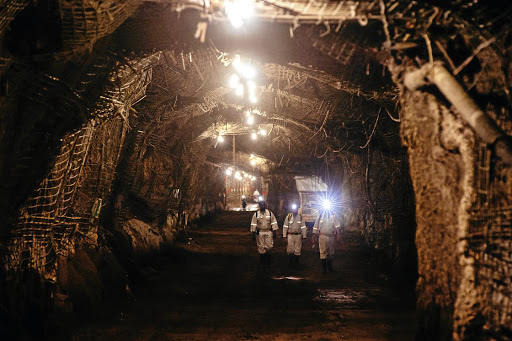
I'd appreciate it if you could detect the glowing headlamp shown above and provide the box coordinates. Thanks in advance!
[258,195,264,202]
[291,203,297,210]
[322,199,332,210]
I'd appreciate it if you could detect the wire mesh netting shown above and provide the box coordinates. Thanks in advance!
[55,0,140,50]
[3,53,159,279]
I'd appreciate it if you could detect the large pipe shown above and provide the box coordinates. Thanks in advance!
[403,62,512,164]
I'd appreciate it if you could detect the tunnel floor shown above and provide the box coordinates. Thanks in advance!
[51,211,416,340]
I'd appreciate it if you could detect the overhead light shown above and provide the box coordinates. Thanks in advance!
[250,153,254,158]
[247,80,256,91]
[235,171,241,178]
[249,94,257,103]
[226,169,232,176]
[250,160,256,166]
[217,135,225,142]
[225,0,253,29]
[235,84,244,96]
[251,176,256,181]
[228,74,239,88]
[242,65,256,79]
[247,115,254,125]
[251,132,257,140]
[245,110,251,117]
[259,128,267,136]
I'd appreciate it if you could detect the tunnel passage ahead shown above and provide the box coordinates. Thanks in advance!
[52,211,415,340]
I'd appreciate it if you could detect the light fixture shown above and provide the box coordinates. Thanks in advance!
[228,74,239,88]
[251,132,257,140]
[250,159,256,166]
[235,171,241,178]
[250,154,254,158]
[242,65,256,79]
[258,195,264,202]
[235,84,244,96]
[225,0,254,29]
[217,135,225,142]
[259,128,267,136]
[291,203,297,210]
[247,115,254,125]
[249,94,257,103]
[226,169,232,176]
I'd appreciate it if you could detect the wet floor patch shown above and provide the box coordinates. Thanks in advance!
[314,288,385,309]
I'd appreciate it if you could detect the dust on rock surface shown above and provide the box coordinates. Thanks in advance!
[51,211,416,340]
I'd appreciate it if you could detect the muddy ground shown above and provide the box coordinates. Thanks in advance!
[51,211,416,340]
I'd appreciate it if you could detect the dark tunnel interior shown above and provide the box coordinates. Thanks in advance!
[0,1,511,340]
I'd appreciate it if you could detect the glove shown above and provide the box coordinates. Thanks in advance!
[252,233,256,242]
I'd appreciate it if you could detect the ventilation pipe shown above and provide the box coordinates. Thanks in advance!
[403,61,512,164]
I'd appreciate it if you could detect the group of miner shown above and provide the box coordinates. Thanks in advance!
[250,198,341,273]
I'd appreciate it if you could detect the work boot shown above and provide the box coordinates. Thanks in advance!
[288,254,294,267]
[321,259,327,274]
[327,259,334,272]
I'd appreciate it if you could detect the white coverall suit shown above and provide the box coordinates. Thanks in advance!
[313,212,341,260]
[250,209,278,254]
[283,213,307,256]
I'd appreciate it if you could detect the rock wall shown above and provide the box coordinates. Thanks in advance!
[392,44,512,341]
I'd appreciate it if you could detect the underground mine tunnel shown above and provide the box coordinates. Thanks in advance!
[0,0,511,340]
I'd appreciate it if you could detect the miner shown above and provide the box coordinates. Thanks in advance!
[311,200,342,273]
[250,197,278,265]
[283,202,307,268]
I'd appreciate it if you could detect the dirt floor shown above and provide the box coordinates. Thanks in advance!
[51,211,416,340]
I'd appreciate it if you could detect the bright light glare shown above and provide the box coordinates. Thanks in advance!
[228,74,239,88]
[259,128,267,136]
[322,199,332,210]
[250,154,254,158]
[236,84,244,96]
[247,80,256,91]
[249,94,257,103]
[251,176,256,180]
[250,160,256,166]
[217,135,224,142]
[251,132,257,140]
[225,0,254,29]
[235,171,241,178]
[258,195,264,202]
[226,169,232,176]
[247,115,254,125]
[245,110,251,117]
[291,204,297,210]
[242,65,256,79]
